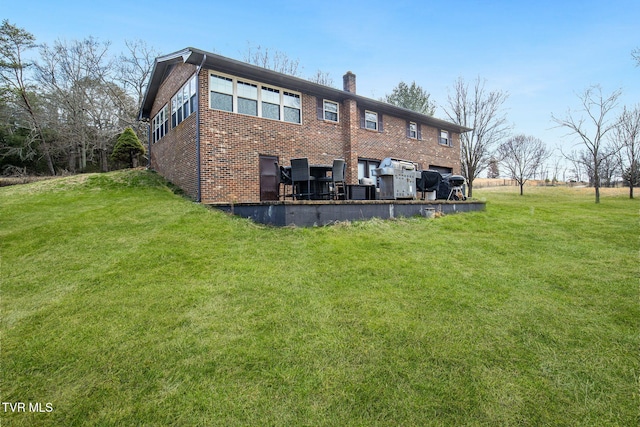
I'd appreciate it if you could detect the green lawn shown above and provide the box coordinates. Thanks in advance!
[1,170,638,426]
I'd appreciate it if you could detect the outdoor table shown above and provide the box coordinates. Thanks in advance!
[310,164,332,199]
[284,164,332,199]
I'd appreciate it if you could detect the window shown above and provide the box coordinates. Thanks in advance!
[210,74,233,112]
[439,130,450,146]
[407,122,422,139]
[283,91,301,124]
[152,105,169,143]
[360,110,383,132]
[365,111,378,131]
[409,122,417,139]
[323,100,338,122]
[176,90,183,124]
[237,81,258,116]
[171,76,198,127]
[189,77,197,112]
[209,72,302,124]
[262,87,280,120]
[171,97,177,127]
[358,158,380,181]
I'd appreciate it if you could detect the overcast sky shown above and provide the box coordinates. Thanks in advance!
[4,0,639,165]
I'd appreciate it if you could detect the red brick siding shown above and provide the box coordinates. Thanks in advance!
[151,116,198,198]
[357,114,461,173]
[199,72,349,203]
[151,64,461,203]
[149,63,199,199]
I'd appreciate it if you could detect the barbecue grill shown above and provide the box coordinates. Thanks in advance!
[417,170,442,200]
[374,158,418,199]
[447,175,466,200]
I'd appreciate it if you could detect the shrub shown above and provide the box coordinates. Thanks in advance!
[111,127,145,168]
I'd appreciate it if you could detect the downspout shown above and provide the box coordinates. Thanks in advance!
[147,122,151,169]
[195,54,207,202]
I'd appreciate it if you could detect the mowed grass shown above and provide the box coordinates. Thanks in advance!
[1,170,638,426]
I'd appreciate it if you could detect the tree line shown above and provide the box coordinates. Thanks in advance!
[0,20,157,176]
[381,68,639,201]
[2,20,638,201]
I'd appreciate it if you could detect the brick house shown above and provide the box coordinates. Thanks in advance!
[139,47,470,204]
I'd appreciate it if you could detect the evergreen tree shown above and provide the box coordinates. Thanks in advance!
[111,127,145,168]
[382,81,436,116]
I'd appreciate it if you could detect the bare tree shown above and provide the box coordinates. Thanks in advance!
[497,134,550,195]
[565,151,586,182]
[598,145,621,187]
[570,147,619,188]
[612,105,640,198]
[632,47,640,67]
[443,76,510,197]
[308,70,335,88]
[117,39,160,114]
[0,20,56,175]
[243,44,301,77]
[550,153,566,184]
[35,37,129,172]
[552,85,621,203]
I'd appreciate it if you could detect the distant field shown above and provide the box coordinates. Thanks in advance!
[1,170,638,426]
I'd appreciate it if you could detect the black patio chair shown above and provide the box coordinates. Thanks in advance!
[319,159,347,200]
[290,158,316,200]
[279,166,292,199]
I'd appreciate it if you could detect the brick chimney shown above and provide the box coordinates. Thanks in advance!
[343,71,356,93]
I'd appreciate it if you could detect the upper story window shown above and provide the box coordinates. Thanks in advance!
[407,121,422,140]
[189,77,197,112]
[262,86,280,120]
[323,100,339,122]
[283,91,301,124]
[365,111,378,131]
[439,130,451,146]
[209,72,301,124]
[359,109,383,132]
[237,81,258,116]
[152,105,169,143]
[409,122,417,139]
[210,74,233,112]
[171,76,197,128]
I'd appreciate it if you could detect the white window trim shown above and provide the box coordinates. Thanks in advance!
[323,99,339,122]
[171,76,197,128]
[152,104,169,143]
[365,110,378,131]
[439,130,451,146]
[409,121,417,139]
[209,71,302,124]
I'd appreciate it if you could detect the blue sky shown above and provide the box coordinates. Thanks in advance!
[4,0,639,162]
